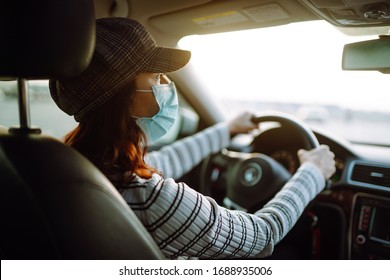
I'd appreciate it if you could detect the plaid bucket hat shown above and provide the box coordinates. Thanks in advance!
[49,17,191,121]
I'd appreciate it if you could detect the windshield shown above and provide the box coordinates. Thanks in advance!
[179,20,390,146]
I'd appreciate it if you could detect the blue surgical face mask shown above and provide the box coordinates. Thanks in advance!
[134,82,178,143]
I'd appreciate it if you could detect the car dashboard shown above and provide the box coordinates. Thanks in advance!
[229,126,390,259]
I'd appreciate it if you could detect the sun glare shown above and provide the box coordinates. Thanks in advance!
[179,20,389,113]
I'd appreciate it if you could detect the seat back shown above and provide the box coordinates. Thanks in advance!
[0,0,163,259]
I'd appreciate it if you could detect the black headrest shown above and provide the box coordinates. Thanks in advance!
[0,0,95,79]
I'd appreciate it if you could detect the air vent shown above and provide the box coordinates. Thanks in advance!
[349,161,390,189]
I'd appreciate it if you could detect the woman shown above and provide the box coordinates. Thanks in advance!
[50,17,335,259]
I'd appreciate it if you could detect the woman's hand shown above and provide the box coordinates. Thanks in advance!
[227,112,258,136]
[298,145,336,180]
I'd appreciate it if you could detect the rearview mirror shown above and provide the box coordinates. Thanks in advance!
[342,35,390,74]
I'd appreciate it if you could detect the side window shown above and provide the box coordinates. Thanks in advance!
[0,80,77,138]
[0,80,199,143]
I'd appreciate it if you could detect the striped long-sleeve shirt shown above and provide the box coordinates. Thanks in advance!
[117,122,325,259]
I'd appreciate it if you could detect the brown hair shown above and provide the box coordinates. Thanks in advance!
[63,81,158,185]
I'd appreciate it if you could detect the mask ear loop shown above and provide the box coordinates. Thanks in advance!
[132,82,174,118]
[135,89,153,92]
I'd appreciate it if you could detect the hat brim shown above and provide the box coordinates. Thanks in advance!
[144,47,191,74]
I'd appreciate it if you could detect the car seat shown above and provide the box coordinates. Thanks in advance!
[0,0,164,259]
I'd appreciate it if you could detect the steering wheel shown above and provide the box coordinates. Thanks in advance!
[200,112,320,213]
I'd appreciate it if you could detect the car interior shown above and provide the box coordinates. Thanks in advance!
[1,0,389,260]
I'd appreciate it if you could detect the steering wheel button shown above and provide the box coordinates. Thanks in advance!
[240,162,262,187]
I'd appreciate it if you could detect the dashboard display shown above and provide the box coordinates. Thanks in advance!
[370,206,390,244]
[271,149,345,182]
[332,158,345,182]
[271,150,298,174]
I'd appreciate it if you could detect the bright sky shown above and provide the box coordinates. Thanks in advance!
[179,20,389,113]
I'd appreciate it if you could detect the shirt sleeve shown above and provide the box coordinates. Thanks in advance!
[145,123,230,180]
[119,162,325,259]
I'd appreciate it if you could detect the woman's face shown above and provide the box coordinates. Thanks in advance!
[131,73,170,118]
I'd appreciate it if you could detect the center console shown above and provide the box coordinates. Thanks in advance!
[350,193,390,259]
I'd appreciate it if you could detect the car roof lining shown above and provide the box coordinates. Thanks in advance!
[93,0,390,46]
[147,0,317,36]
[132,0,318,41]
